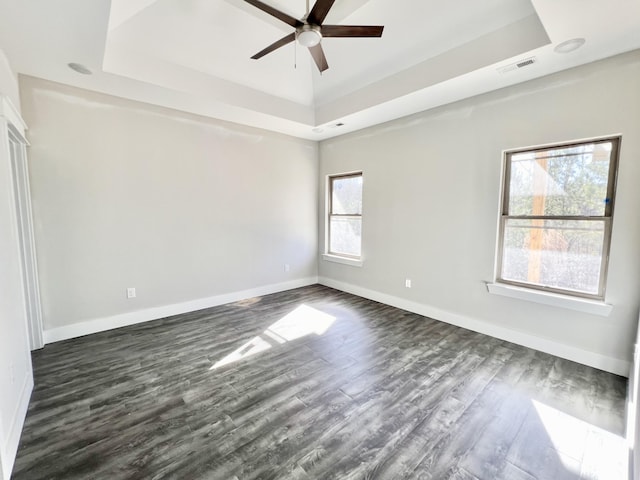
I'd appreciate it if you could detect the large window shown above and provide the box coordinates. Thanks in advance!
[496,137,620,299]
[327,172,363,259]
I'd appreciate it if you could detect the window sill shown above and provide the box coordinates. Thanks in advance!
[322,254,363,268]
[486,282,612,317]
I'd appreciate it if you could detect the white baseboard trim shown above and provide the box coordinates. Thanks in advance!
[319,277,631,377]
[2,369,33,479]
[44,277,319,344]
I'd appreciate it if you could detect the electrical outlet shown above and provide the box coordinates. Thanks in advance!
[284,264,290,272]
[9,361,15,385]
[405,279,412,288]
[127,287,136,299]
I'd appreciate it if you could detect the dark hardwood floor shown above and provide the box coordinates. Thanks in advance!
[12,285,627,479]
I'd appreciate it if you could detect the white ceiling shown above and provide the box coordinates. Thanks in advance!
[0,0,639,140]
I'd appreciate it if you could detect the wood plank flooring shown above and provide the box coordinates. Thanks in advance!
[12,285,627,479]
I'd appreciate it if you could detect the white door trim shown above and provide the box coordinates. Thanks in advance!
[1,95,44,350]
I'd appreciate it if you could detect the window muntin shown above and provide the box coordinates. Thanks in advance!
[497,137,619,299]
[328,173,362,258]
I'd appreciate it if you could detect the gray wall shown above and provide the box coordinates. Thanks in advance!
[19,76,319,332]
[319,50,640,373]
[0,49,32,480]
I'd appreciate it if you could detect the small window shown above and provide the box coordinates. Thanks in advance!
[496,137,620,299]
[327,172,363,258]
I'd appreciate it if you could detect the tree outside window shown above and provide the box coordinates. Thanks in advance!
[328,173,362,258]
[497,137,620,299]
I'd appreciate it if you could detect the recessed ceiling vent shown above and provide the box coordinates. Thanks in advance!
[516,58,535,68]
[497,56,537,74]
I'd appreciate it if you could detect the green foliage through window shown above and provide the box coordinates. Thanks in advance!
[328,173,363,258]
[497,138,619,299]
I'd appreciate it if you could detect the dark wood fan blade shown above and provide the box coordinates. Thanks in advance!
[244,0,303,28]
[251,32,296,59]
[309,44,329,72]
[307,0,336,25]
[321,25,384,37]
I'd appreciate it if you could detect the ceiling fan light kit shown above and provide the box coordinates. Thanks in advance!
[244,0,384,72]
[297,25,322,48]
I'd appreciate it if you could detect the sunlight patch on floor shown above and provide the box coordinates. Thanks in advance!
[210,304,336,370]
[532,399,627,479]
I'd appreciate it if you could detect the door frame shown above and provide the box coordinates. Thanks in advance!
[1,95,44,350]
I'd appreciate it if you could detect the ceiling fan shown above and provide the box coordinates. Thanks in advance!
[244,0,384,72]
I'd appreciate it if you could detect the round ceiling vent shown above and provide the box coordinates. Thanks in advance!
[68,63,92,75]
[554,38,586,54]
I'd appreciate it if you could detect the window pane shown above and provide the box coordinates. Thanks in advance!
[329,217,361,257]
[332,175,363,214]
[501,219,605,295]
[508,142,613,216]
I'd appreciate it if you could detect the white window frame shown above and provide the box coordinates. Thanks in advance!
[494,136,620,302]
[323,171,363,267]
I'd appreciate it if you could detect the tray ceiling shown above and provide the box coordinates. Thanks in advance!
[0,0,639,139]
